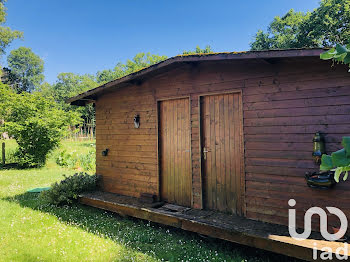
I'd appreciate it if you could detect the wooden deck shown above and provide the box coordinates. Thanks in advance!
[80,191,350,261]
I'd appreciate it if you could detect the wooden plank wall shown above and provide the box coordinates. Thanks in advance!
[95,84,158,197]
[95,57,350,230]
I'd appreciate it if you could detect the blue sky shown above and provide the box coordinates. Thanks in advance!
[5,0,320,83]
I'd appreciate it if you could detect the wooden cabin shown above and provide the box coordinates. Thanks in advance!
[68,49,350,261]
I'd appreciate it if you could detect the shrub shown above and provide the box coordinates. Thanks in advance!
[11,118,64,167]
[40,172,98,205]
[0,84,81,167]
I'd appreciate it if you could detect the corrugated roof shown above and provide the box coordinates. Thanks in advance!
[67,48,325,106]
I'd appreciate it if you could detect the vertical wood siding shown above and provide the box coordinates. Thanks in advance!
[200,93,244,214]
[159,98,191,206]
[95,57,350,230]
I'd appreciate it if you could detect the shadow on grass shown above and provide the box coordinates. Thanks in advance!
[3,192,301,262]
[0,163,25,170]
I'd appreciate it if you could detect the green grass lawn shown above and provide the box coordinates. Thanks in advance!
[0,139,297,262]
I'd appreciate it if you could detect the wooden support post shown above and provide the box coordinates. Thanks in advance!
[1,142,5,165]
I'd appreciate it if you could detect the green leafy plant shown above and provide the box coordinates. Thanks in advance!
[55,150,77,167]
[320,43,350,70]
[79,149,96,171]
[40,172,98,205]
[55,147,95,171]
[320,137,350,182]
[319,44,350,183]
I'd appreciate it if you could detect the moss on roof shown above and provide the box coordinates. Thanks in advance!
[176,51,248,57]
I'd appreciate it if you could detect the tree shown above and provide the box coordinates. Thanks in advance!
[250,0,350,50]
[96,52,168,84]
[0,83,80,167]
[47,72,97,105]
[250,10,309,50]
[96,69,118,84]
[1,66,17,86]
[7,47,44,92]
[0,0,22,57]
[41,73,98,137]
[115,52,168,77]
[183,45,214,55]
[298,0,350,47]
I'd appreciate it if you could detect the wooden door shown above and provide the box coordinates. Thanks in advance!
[200,93,244,215]
[159,98,191,207]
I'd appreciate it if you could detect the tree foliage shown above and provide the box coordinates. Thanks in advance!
[0,0,22,57]
[121,52,168,74]
[298,0,350,47]
[251,0,350,50]
[182,45,214,55]
[251,10,309,50]
[44,72,97,105]
[7,47,44,92]
[40,73,98,130]
[0,84,80,167]
[96,52,168,84]
[95,69,117,84]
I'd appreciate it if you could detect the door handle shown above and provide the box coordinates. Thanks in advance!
[203,147,210,160]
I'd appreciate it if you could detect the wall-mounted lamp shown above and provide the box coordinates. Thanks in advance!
[312,132,325,164]
[102,148,109,156]
[134,114,140,128]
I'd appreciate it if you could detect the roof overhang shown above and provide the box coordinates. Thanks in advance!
[67,48,326,106]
